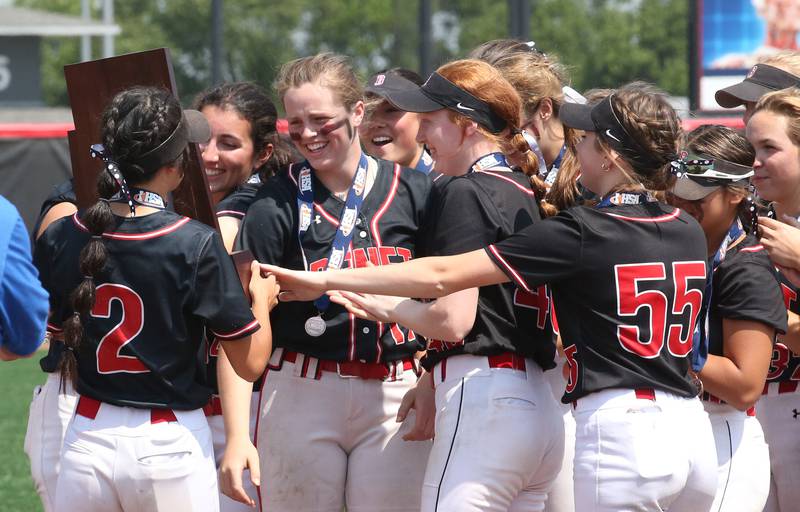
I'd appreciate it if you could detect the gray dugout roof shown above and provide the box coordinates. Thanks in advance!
[0,6,120,36]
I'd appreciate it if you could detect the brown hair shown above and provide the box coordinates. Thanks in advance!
[436,59,556,217]
[548,89,614,209]
[274,52,363,112]
[60,87,184,390]
[596,82,682,193]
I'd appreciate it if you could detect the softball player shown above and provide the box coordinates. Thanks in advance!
[223,53,432,512]
[745,87,800,512]
[194,81,290,512]
[667,125,786,511]
[333,59,563,511]
[24,179,79,512]
[469,39,585,512]
[360,68,434,174]
[34,86,277,512]
[265,82,721,512]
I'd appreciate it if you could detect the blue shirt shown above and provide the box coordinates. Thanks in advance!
[0,195,48,356]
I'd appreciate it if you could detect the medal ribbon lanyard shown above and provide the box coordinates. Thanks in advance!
[468,152,511,173]
[690,218,745,372]
[110,187,168,210]
[296,153,369,314]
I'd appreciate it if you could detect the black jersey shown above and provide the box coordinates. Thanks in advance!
[238,158,432,363]
[487,202,707,403]
[34,210,259,410]
[216,181,261,219]
[767,270,800,384]
[420,168,555,371]
[706,235,786,359]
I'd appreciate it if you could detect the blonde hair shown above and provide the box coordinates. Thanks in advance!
[436,59,556,217]
[759,51,800,76]
[274,52,363,112]
[753,87,800,146]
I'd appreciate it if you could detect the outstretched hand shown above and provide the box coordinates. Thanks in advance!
[259,263,327,302]
[328,290,404,323]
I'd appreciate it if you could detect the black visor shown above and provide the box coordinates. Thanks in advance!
[379,72,508,134]
[561,94,668,170]
[130,109,211,171]
[715,64,800,108]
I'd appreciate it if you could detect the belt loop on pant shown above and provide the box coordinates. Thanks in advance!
[762,381,800,396]
[203,395,223,417]
[76,395,178,424]
[635,387,656,401]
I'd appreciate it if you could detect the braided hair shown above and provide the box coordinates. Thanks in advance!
[59,86,183,390]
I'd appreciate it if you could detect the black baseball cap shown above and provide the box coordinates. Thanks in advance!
[715,64,800,108]
[365,70,421,107]
[370,71,508,134]
[131,109,211,170]
[560,94,667,170]
[670,153,753,201]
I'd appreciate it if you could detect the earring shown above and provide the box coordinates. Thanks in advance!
[601,161,609,171]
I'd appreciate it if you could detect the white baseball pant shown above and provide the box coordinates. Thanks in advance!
[704,402,769,512]
[424,354,564,512]
[543,354,575,512]
[24,372,77,512]
[255,352,431,512]
[757,384,800,512]
[54,398,218,512]
[572,388,718,512]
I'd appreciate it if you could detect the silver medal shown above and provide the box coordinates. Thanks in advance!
[305,315,327,337]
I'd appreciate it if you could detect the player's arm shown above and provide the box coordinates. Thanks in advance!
[217,344,261,506]
[35,201,77,240]
[218,216,243,253]
[264,249,508,302]
[331,288,479,341]
[698,318,774,411]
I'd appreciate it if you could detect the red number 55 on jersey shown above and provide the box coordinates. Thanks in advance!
[615,261,706,359]
[92,283,149,374]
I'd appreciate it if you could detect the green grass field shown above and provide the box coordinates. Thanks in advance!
[0,355,46,511]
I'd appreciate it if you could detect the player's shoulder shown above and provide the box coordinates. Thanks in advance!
[388,159,433,191]
[720,233,775,273]
[216,181,262,219]
[246,166,298,209]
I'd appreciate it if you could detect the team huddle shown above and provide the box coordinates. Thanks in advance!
[20,40,800,512]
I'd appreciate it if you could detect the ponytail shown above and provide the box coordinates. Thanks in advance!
[501,130,558,217]
[59,171,115,391]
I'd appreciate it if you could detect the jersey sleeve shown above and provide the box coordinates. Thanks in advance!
[715,253,787,334]
[0,211,49,355]
[485,210,583,291]
[32,220,64,335]
[216,183,259,219]
[236,177,295,265]
[424,177,504,256]
[192,231,259,341]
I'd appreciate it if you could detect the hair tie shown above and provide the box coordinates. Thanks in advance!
[91,234,103,240]
[90,144,136,216]
[82,275,94,280]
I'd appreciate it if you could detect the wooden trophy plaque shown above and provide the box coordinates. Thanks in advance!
[64,48,218,230]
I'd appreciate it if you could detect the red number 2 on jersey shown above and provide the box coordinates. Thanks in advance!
[615,261,705,359]
[92,283,149,374]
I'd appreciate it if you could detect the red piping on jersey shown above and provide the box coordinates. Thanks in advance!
[487,244,532,293]
[72,213,191,240]
[739,244,764,253]
[254,368,268,510]
[314,204,340,226]
[481,171,535,196]
[216,210,245,218]
[211,318,261,340]
[370,165,401,360]
[370,164,401,247]
[603,208,681,223]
